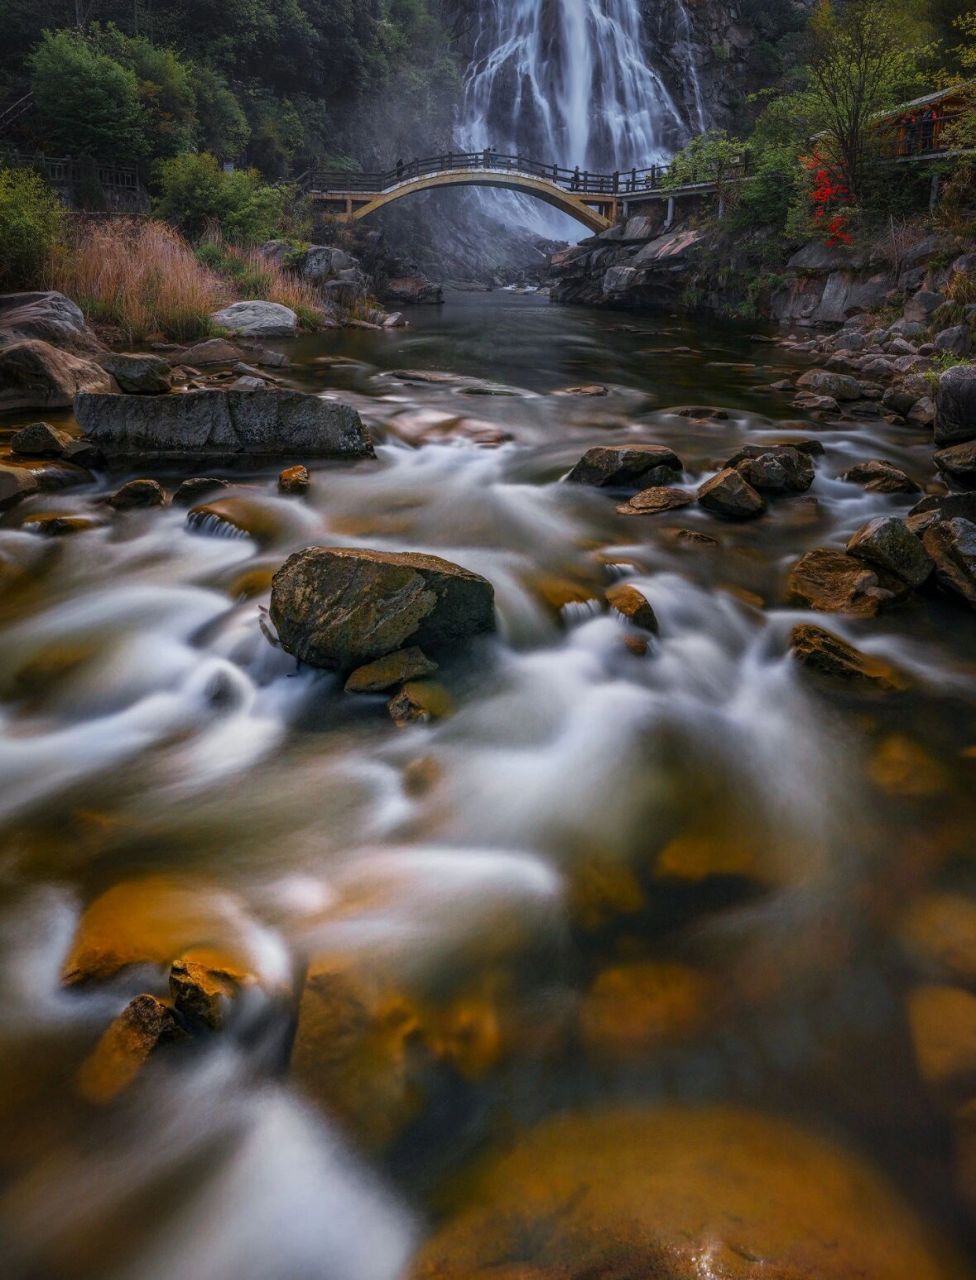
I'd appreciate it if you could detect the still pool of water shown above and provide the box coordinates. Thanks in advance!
[1,292,975,1279]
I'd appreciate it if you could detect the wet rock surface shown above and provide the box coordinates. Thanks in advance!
[923,518,976,608]
[787,547,902,615]
[697,467,766,519]
[565,444,682,489]
[75,388,374,462]
[790,623,906,691]
[0,339,114,412]
[412,1107,959,1280]
[270,547,495,671]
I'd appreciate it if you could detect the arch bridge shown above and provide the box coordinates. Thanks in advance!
[304,151,674,232]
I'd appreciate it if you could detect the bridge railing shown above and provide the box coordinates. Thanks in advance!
[308,151,673,197]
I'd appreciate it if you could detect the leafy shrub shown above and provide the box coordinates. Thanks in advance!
[30,30,147,162]
[155,153,288,244]
[0,167,65,290]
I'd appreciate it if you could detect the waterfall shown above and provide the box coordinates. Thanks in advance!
[458,0,705,173]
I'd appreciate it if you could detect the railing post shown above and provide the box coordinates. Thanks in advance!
[613,171,619,193]
[651,164,657,189]
[583,171,589,192]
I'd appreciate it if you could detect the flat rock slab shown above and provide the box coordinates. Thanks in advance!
[75,389,374,463]
[616,486,693,516]
[270,546,495,671]
[787,547,902,616]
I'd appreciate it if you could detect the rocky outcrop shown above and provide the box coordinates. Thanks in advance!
[935,364,976,446]
[847,517,932,589]
[211,301,299,337]
[75,388,373,462]
[269,546,495,671]
[0,339,114,412]
[0,290,101,352]
[381,276,444,305]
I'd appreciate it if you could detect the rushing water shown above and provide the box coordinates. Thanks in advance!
[1,292,976,1277]
[458,0,703,236]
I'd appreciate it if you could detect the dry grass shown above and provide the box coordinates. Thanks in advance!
[196,234,327,329]
[48,218,230,343]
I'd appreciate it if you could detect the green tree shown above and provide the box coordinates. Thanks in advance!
[30,29,147,160]
[189,64,250,162]
[803,0,931,201]
[155,151,286,242]
[0,167,65,289]
[95,27,198,160]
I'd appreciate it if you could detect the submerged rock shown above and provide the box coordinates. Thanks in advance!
[697,467,766,519]
[75,389,373,462]
[270,547,495,671]
[109,478,167,510]
[922,517,976,608]
[345,647,438,693]
[172,476,229,507]
[841,459,920,494]
[388,679,454,726]
[412,1106,959,1280]
[565,444,682,489]
[616,485,693,516]
[605,583,658,633]
[787,547,902,615]
[0,339,113,412]
[172,338,242,367]
[789,623,906,691]
[847,516,932,589]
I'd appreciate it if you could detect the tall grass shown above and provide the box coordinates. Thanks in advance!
[49,218,230,344]
[195,235,327,330]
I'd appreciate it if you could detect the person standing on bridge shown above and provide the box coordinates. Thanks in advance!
[396,158,404,181]
[571,165,580,191]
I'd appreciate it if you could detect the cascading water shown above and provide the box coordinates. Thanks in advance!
[458,0,706,232]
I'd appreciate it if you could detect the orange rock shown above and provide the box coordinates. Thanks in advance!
[868,735,950,796]
[412,1106,961,1279]
[76,994,188,1104]
[907,984,976,1098]
[579,962,712,1060]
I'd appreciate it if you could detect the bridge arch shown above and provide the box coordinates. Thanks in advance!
[310,166,618,233]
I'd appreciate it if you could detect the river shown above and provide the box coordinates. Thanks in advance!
[1,291,975,1278]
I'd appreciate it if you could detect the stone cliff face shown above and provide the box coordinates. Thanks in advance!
[640,0,757,135]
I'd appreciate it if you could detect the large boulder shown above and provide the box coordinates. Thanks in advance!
[787,547,903,615]
[0,339,113,412]
[411,1106,958,1280]
[922,517,976,608]
[0,290,100,352]
[934,439,976,489]
[566,444,682,489]
[934,363,976,447]
[96,351,172,395]
[729,444,814,493]
[697,467,766,519]
[270,546,495,671]
[75,388,373,462]
[210,301,298,337]
[846,516,932,589]
[301,245,359,280]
